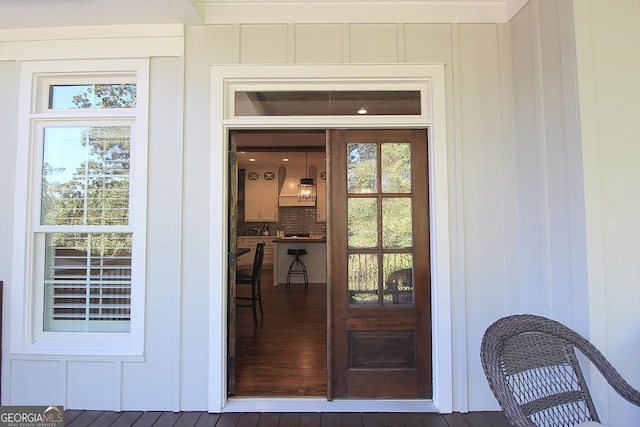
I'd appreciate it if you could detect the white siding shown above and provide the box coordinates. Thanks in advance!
[194,22,516,412]
[294,24,344,63]
[511,0,640,423]
[510,0,589,328]
[0,61,18,297]
[10,360,62,405]
[67,362,117,410]
[573,0,640,424]
[456,23,513,411]
[120,56,184,411]
[7,8,630,418]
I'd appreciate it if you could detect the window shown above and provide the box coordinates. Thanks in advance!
[14,60,148,354]
[39,123,133,333]
[235,90,421,116]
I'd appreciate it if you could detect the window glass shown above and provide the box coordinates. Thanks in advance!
[348,198,378,248]
[235,90,420,116]
[44,232,132,332]
[41,126,131,226]
[49,84,137,109]
[348,253,378,305]
[382,197,413,248]
[383,254,414,306]
[346,140,416,307]
[347,143,377,193]
[381,143,412,193]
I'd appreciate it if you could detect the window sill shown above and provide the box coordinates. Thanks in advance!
[12,333,144,360]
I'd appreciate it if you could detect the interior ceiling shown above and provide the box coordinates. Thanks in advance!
[0,0,521,29]
[235,130,326,168]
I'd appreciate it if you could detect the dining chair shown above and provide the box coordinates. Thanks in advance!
[236,242,265,324]
[480,314,640,427]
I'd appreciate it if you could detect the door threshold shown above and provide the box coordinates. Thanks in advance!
[224,397,438,413]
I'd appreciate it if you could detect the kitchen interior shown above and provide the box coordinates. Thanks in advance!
[233,129,328,396]
[235,130,327,281]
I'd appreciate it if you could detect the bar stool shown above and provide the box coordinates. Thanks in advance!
[286,248,309,288]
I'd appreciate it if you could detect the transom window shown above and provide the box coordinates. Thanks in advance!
[49,84,137,109]
[235,90,421,116]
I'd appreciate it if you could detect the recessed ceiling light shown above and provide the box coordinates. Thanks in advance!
[357,108,368,115]
[249,158,256,162]
[282,158,289,162]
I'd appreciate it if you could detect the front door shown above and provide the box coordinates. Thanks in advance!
[328,129,432,399]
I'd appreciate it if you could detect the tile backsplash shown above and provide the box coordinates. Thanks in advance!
[239,206,326,236]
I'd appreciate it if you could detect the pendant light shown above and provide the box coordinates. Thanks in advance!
[298,152,317,204]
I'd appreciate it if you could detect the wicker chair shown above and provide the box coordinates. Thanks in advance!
[480,314,640,427]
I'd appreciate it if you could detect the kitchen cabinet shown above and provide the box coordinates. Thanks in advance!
[244,167,278,222]
[237,236,274,270]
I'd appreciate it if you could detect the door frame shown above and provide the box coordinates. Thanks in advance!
[209,64,452,413]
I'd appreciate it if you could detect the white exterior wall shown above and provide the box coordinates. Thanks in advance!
[0,61,19,296]
[511,0,640,423]
[510,0,588,325]
[0,27,187,411]
[182,22,516,412]
[573,0,640,424]
[2,12,620,416]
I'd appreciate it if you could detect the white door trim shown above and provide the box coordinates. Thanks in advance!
[209,64,452,413]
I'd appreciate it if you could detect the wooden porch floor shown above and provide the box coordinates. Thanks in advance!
[64,410,511,426]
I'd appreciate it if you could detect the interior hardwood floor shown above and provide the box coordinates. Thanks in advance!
[234,269,327,397]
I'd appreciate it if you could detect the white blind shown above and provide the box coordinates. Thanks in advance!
[44,233,131,332]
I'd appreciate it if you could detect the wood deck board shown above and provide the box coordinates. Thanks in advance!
[417,412,451,427]
[87,411,124,427]
[64,411,509,426]
[66,410,102,426]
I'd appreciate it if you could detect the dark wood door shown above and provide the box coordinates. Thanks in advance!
[328,129,432,399]
[227,133,239,395]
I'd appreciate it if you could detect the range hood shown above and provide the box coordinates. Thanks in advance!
[279,169,316,207]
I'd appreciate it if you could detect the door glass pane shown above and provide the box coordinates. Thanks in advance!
[382,197,413,248]
[383,254,414,306]
[348,253,378,305]
[381,143,412,193]
[347,143,377,193]
[348,198,378,248]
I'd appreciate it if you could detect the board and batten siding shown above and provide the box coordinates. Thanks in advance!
[185,22,515,412]
[3,20,517,413]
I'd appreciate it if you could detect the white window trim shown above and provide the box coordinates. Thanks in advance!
[209,64,452,413]
[10,59,149,357]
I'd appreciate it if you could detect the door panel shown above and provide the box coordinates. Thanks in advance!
[329,129,432,399]
[227,133,239,395]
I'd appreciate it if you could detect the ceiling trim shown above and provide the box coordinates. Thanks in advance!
[199,1,523,24]
[0,24,184,42]
[168,0,205,25]
[507,0,529,20]
[0,24,185,61]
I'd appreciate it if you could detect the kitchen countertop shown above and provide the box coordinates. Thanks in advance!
[272,237,326,243]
